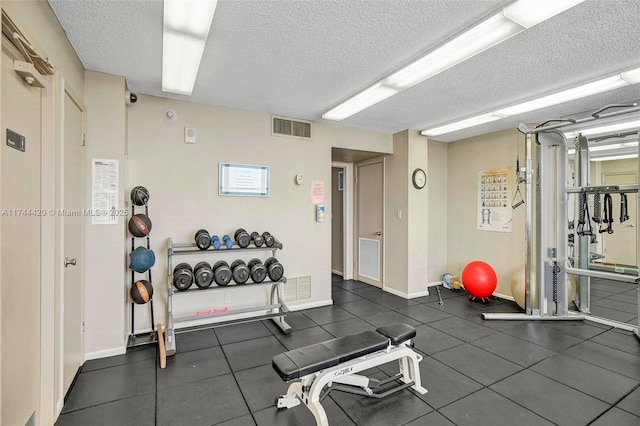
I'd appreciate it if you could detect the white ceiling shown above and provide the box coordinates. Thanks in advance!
[47,0,640,142]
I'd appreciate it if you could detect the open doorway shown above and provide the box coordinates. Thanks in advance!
[331,148,388,284]
[331,166,345,276]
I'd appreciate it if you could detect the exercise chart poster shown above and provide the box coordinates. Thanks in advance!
[478,167,513,233]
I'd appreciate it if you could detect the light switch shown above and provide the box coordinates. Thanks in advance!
[397,210,402,219]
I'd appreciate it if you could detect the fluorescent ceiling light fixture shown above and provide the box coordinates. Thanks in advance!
[383,13,524,90]
[568,141,638,155]
[162,0,217,95]
[590,153,638,162]
[564,120,640,139]
[164,0,218,37]
[162,32,207,95]
[621,66,640,84]
[323,0,585,120]
[424,71,640,137]
[421,113,503,136]
[494,76,628,116]
[503,0,585,29]
[322,82,398,121]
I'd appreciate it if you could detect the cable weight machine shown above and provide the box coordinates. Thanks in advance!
[484,104,640,341]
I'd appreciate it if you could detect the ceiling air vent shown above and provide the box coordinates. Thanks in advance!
[272,116,312,140]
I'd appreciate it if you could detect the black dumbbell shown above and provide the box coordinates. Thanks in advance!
[173,263,193,291]
[212,260,232,286]
[264,257,284,282]
[234,228,251,248]
[195,229,211,250]
[250,232,264,247]
[230,259,250,284]
[194,261,214,289]
[247,258,268,283]
[262,231,275,247]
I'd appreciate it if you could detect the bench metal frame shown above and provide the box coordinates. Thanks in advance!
[275,339,427,425]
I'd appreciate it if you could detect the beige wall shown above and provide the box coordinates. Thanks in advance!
[83,71,128,357]
[383,130,431,296]
[427,139,448,283]
[384,131,409,293]
[331,167,344,274]
[126,94,391,331]
[407,130,429,295]
[447,128,525,296]
[1,45,42,426]
[1,2,85,423]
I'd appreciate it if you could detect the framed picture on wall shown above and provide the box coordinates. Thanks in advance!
[219,162,270,197]
[338,171,344,191]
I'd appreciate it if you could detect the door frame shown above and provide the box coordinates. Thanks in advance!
[354,157,385,287]
[331,161,353,280]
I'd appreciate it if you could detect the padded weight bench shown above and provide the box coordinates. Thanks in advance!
[272,323,427,425]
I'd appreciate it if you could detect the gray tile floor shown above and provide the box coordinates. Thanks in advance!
[56,275,640,426]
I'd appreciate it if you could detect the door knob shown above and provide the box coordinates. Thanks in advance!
[375,231,382,236]
[65,257,77,267]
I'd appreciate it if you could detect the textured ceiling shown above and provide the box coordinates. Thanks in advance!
[48,0,640,142]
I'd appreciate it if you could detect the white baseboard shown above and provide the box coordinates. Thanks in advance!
[383,286,430,300]
[288,299,333,311]
[84,346,126,362]
[493,292,515,302]
[331,269,343,276]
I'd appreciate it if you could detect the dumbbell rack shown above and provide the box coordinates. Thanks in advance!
[127,203,157,348]
[164,236,292,356]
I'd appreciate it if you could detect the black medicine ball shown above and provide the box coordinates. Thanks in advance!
[128,214,152,237]
[131,280,153,304]
[131,186,150,206]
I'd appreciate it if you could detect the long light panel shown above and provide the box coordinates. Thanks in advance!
[422,66,640,137]
[162,0,218,95]
[322,0,586,121]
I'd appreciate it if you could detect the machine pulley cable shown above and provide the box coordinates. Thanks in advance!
[600,193,614,234]
[620,193,629,223]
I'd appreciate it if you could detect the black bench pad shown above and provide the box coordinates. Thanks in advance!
[272,324,417,381]
[273,330,388,381]
[376,324,416,345]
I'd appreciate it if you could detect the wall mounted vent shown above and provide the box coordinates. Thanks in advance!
[272,116,312,140]
[282,275,312,301]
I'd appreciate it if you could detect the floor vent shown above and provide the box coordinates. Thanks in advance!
[272,116,312,140]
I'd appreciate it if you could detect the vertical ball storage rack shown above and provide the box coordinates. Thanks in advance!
[164,235,292,356]
[127,200,157,348]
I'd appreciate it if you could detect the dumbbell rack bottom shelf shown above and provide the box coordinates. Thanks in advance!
[165,237,292,357]
[171,279,286,293]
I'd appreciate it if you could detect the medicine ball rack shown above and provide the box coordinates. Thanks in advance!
[164,236,292,356]
[127,202,157,349]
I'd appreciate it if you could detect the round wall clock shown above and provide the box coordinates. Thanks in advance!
[412,168,426,189]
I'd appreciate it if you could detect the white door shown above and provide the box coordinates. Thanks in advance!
[356,160,383,287]
[1,47,42,425]
[602,172,637,266]
[62,90,84,393]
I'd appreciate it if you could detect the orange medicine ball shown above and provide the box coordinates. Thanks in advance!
[131,280,153,304]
